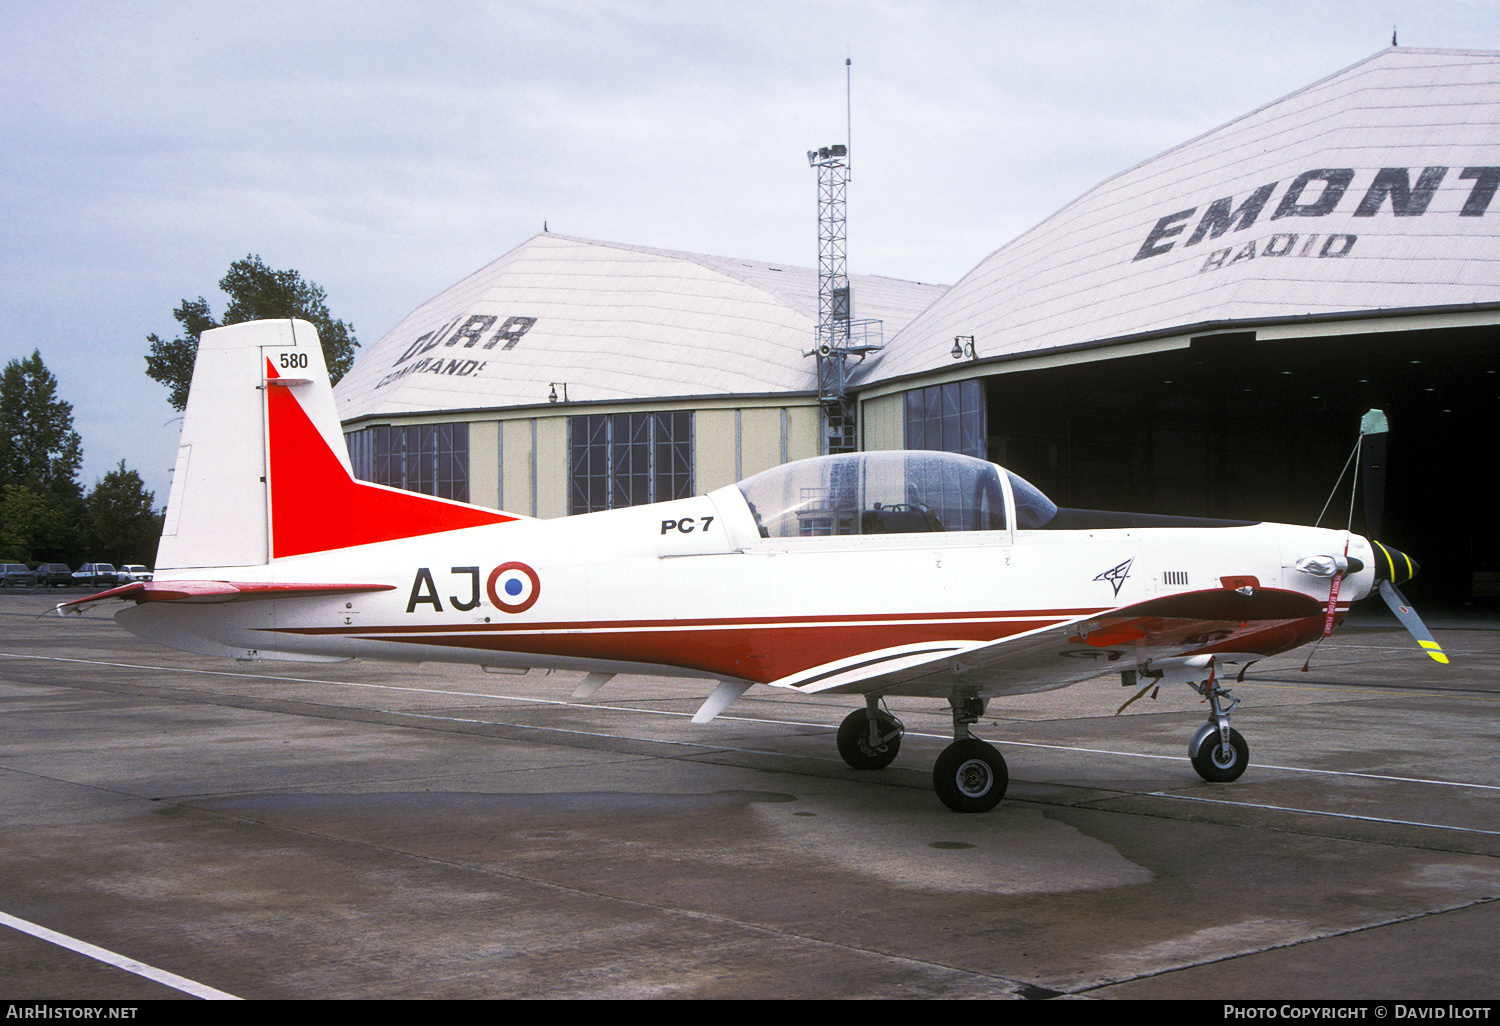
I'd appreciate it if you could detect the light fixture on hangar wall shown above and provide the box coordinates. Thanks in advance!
[806,58,883,455]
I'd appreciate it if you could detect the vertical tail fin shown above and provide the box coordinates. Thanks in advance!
[157,319,515,571]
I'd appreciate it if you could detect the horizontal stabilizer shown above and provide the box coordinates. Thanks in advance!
[56,580,395,616]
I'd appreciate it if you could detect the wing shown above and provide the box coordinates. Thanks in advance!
[768,587,1325,698]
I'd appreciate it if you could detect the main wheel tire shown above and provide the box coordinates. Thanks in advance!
[836,708,902,770]
[1191,727,1249,782]
[933,738,1008,813]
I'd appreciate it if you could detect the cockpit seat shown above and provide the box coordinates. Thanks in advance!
[862,503,942,534]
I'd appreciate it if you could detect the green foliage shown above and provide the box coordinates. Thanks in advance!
[145,255,359,411]
[0,350,83,495]
[0,484,77,563]
[81,461,162,566]
[0,351,83,562]
[144,297,216,412]
[0,352,164,566]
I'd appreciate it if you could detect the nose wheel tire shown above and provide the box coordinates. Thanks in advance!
[1191,728,1249,782]
[836,708,903,770]
[933,738,1008,813]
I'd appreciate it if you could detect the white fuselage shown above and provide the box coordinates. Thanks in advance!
[119,483,1377,695]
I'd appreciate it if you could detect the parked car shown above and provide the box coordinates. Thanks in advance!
[119,565,154,582]
[34,563,74,587]
[0,563,39,587]
[71,563,118,588]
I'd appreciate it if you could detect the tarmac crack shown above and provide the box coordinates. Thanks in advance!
[1066,894,1500,997]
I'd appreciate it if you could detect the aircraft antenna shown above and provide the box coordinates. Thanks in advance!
[846,53,852,180]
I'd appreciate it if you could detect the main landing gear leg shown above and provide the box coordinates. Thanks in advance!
[932,691,1008,813]
[836,696,904,770]
[1187,664,1249,783]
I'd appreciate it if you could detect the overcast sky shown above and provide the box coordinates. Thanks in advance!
[3,0,1498,504]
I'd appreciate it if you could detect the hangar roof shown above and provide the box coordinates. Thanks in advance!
[863,47,1500,387]
[335,233,945,421]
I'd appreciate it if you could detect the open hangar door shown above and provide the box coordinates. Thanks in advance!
[980,323,1500,603]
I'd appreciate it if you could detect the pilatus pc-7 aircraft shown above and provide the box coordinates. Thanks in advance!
[62,320,1446,812]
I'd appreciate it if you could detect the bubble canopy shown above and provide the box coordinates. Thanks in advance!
[735,451,1057,539]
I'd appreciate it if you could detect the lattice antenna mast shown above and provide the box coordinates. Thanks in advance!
[812,145,850,348]
[806,60,880,454]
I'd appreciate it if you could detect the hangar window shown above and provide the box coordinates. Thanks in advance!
[904,379,985,458]
[345,422,469,502]
[569,412,694,514]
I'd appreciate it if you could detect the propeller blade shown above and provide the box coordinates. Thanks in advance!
[1360,409,1388,540]
[1378,578,1448,664]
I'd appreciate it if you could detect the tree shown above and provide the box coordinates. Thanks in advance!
[146,255,359,410]
[1,350,82,494]
[0,351,83,561]
[81,461,162,566]
[143,297,216,412]
[0,484,73,563]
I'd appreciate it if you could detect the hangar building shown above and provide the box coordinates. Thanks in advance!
[335,47,1500,600]
[335,232,944,518]
[852,46,1500,600]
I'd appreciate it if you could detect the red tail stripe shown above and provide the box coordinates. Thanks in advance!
[264,359,514,558]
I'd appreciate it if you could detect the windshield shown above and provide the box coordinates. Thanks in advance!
[1007,469,1058,528]
[737,451,1017,538]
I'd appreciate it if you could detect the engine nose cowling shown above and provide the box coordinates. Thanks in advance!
[1370,540,1419,585]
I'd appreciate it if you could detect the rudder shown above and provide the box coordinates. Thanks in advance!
[157,320,310,569]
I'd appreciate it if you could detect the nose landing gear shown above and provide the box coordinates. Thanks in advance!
[1186,668,1249,782]
[1136,654,1252,783]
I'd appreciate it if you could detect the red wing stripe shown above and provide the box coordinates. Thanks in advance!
[251,602,1332,684]
[270,608,1101,637]
[258,614,1081,684]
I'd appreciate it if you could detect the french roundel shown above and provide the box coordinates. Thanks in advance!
[487,562,541,614]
